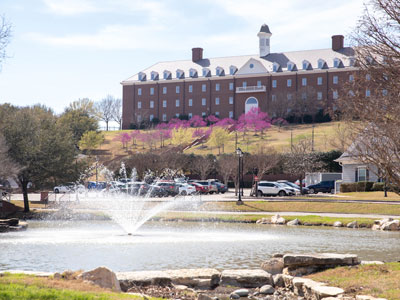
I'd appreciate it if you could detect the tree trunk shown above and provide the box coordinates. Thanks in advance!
[21,180,30,212]
[106,121,109,131]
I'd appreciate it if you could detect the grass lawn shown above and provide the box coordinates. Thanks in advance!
[338,191,400,202]
[199,201,400,216]
[307,263,400,300]
[0,273,154,300]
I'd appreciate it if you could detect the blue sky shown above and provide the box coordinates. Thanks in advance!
[0,0,365,114]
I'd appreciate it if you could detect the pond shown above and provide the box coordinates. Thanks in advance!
[1,220,399,272]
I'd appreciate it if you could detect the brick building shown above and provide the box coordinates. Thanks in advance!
[121,24,356,129]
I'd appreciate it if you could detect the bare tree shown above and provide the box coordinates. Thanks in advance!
[290,86,322,123]
[111,98,122,130]
[217,154,237,185]
[246,147,280,180]
[336,0,400,189]
[96,95,115,131]
[192,155,215,180]
[0,16,11,70]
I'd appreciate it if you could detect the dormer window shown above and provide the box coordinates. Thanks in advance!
[216,66,225,76]
[287,61,296,71]
[318,59,327,69]
[349,58,356,67]
[272,63,281,72]
[176,69,184,79]
[138,72,146,81]
[189,68,198,78]
[163,70,171,80]
[302,60,311,70]
[333,58,343,68]
[229,65,237,75]
[151,71,159,81]
[202,68,211,77]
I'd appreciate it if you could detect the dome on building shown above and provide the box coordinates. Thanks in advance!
[259,24,271,34]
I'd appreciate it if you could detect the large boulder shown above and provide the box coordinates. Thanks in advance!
[270,214,286,225]
[117,271,171,291]
[287,219,300,226]
[79,267,121,292]
[166,269,220,288]
[220,269,273,288]
[260,258,284,275]
[380,220,399,231]
[347,221,358,228]
[333,221,343,227]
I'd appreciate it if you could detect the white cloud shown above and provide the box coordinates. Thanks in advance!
[42,0,100,15]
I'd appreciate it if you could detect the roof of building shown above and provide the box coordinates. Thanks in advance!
[122,47,356,84]
[259,24,272,34]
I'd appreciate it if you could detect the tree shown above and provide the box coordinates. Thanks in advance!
[1,105,81,212]
[0,16,11,70]
[68,98,97,116]
[191,155,215,179]
[113,132,131,149]
[111,98,122,130]
[335,0,400,189]
[216,154,236,185]
[246,148,280,181]
[209,127,230,154]
[290,87,321,123]
[96,95,115,131]
[78,131,104,155]
[0,134,19,180]
[170,127,192,148]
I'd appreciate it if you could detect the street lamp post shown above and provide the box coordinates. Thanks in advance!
[236,148,244,205]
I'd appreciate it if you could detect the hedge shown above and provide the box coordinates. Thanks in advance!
[341,181,375,192]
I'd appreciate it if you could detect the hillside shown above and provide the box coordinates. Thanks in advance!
[95,122,344,166]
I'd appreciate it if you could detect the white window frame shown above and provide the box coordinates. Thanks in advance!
[202,84,206,92]
[162,114,167,121]
[150,114,154,121]
[215,97,220,105]
[176,86,180,94]
[317,77,323,85]
[162,87,167,94]
[202,112,206,117]
[287,79,292,87]
[271,94,277,101]
[176,99,180,107]
[229,82,234,90]
[333,76,338,84]
[189,85,193,93]
[150,101,154,108]
[317,92,323,100]
[229,111,233,118]
[242,81,247,88]
[216,83,220,91]
[202,98,206,106]
[188,99,193,107]
[188,113,193,119]
[150,87,154,95]
[302,78,307,86]
[272,80,277,88]
[163,100,167,108]
[138,101,142,109]
[138,88,142,96]
[333,90,339,99]
[229,96,233,105]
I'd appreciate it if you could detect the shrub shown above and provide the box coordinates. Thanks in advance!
[341,183,358,193]
[357,181,374,192]
[341,181,374,192]
[372,182,385,191]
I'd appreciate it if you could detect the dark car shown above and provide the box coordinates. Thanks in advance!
[214,182,228,194]
[154,181,179,196]
[306,181,335,194]
[139,184,168,197]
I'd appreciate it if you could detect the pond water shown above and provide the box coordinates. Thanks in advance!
[1,220,399,272]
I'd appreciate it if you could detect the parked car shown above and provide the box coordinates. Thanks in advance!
[138,183,169,197]
[87,181,107,190]
[190,182,209,194]
[277,180,309,195]
[54,183,84,193]
[176,183,196,195]
[154,181,179,196]
[214,182,228,194]
[306,181,335,194]
[257,181,295,196]
[195,181,219,194]
[119,181,145,195]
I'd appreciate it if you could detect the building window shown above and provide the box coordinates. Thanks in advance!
[271,94,276,101]
[189,99,193,107]
[249,63,254,69]
[176,113,179,118]
[137,115,142,122]
[162,114,167,121]
[302,78,307,86]
[301,92,307,100]
[229,111,233,118]
[150,114,154,121]
[257,80,262,87]
[349,75,354,82]
[272,80,277,88]
[317,92,323,100]
[242,81,247,88]
[150,87,154,95]
[333,90,338,99]
[176,86,180,93]
[163,87,167,94]
[287,93,292,100]
[229,82,234,90]
[202,84,206,92]
[138,88,142,96]
[138,101,142,109]
[357,167,367,182]
[163,100,167,107]
[188,85,193,93]
[366,89,371,97]
[188,113,193,119]
[176,99,180,107]
[216,83,220,91]
[215,111,220,116]
[317,77,323,85]
[202,112,206,117]
[333,76,338,84]
[150,101,154,108]
[215,97,220,105]
[287,79,292,87]
[202,98,206,106]
[229,96,233,104]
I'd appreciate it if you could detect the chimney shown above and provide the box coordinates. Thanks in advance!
[192,47,203,62]
[332,35,344,51]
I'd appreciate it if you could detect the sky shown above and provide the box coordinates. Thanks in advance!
[0,0,366,115]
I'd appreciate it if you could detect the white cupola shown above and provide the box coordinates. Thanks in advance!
[257,24,272,57]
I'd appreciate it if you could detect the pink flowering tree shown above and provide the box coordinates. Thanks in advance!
[237,107,271,138]
[215,117,237,129]
[113,132,132,149]
[272,118,288,131]
[189,115,206,127]
[206,115,219,125]
[130,130,141,148]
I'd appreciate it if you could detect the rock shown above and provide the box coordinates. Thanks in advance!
[283,253,359,268]
[312,285,344,298]
[259,285,275,295]
[281,274,294,289]
[272,274,284,287]
[333,221,343,227]
[79,267,121,292]
[361,261,384,265]
[198,294,214,300]
[377,218,393,226]
[229,293,240,299]
[287,219,300,226]
[356,295,388,300]
[232,289,249,297]
[371,224,381,230]
[173,284,189,290]
[261,258,284,275]
[347,221,358,228]
[271,214,286,225]
[117,271,171,291]
[220,269,273,288]
[284,266,319,276]
[166,268,220,288]
[292,277,316,296]
[380,220,399,231]
[256,218,271,224]
[272,253,284,258]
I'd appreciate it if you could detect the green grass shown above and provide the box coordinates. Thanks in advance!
[0,273,156,300]
[339,191,400,201]
[307,263,400,300]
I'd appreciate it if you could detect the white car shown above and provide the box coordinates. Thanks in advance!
[176,183,196,195]
[54,183,84,193]
[257,181,295,197]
